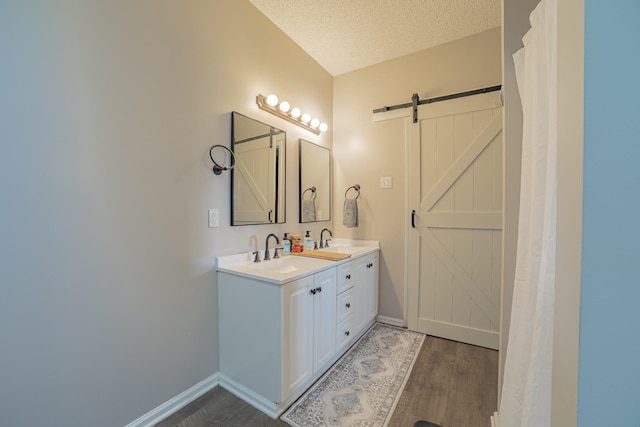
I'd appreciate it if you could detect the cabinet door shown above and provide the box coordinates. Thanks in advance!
[313,268,337,371]
[282,276,314,398]
[365,253,379,322]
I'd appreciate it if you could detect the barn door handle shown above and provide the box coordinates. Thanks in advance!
[411,210,416,228]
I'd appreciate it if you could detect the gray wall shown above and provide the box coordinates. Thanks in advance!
[0,1,332,426]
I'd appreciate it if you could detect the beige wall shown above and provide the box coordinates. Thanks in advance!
[333,28,502,321]
[0,1,332,426]
[553,0,583,424]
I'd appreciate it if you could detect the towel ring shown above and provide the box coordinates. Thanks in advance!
[210,144,236,175]
[303,187,317,200]
[345,184,361,199]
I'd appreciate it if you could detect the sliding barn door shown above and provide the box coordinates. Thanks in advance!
[407,91,503,349]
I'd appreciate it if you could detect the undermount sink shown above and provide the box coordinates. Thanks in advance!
[249,255,325,273]
[217,254,335,283]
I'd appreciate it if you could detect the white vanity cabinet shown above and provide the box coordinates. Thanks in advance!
[216,243,379,418]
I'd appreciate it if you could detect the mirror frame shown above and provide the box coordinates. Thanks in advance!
[231,112,286,226]
[299,139,331,223]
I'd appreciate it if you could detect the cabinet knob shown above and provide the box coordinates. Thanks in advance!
[317,286,322,293]
[345,330,350,336]
[310,288,317,295]
[346,274,351,280]
[346,303,351,308]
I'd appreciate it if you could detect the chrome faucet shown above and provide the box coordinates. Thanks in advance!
[320,228,333,248]
[264,233,280,261]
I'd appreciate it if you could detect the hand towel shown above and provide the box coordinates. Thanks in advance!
[342,198,358,228]
[302,199,316,222]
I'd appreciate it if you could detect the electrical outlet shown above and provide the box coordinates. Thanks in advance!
[380,176,393,189]
[208,208,219,228]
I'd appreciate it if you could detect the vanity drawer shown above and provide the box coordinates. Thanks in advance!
[336,313,356,350]
[337,262,354,294]
[336,287,355,324]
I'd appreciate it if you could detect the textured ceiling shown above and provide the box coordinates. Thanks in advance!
[249,0,501,76]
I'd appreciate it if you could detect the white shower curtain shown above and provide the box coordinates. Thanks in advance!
[498,0,557,425]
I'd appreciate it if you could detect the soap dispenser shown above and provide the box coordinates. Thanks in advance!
[283,233,291,255]
[305,230,313,250]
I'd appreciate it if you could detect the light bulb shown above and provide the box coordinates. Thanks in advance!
[301,113,311,123]
[290,107,301,118]
[279,101,290,113]
[266,94,278,107]
[319,123,328,132]
[310,118,320,128]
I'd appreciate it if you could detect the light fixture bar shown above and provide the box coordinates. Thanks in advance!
[256,94,323,135]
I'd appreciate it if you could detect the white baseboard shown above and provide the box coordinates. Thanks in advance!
[124,373,220,427]
[491,411,499,427]
[376,315,405,328]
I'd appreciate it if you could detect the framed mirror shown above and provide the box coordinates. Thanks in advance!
[231,112,286,225]
[299,139,331,223]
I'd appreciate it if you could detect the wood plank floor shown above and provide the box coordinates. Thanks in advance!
[156,334,498,427]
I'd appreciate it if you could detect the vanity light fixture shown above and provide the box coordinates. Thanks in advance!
[256,93,327,135]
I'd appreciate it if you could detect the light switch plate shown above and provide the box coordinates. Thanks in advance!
[208,209,219,228]
[380,176,393,189]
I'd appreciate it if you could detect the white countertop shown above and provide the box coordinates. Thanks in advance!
[216,238,379,284]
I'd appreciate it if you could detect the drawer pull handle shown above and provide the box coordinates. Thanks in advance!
[346,303,351,308]
[345,330,350,336]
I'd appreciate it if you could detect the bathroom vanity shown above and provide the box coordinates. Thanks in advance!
[216,239,379,418]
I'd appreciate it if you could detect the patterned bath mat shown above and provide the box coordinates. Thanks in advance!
[281,322,425,427]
